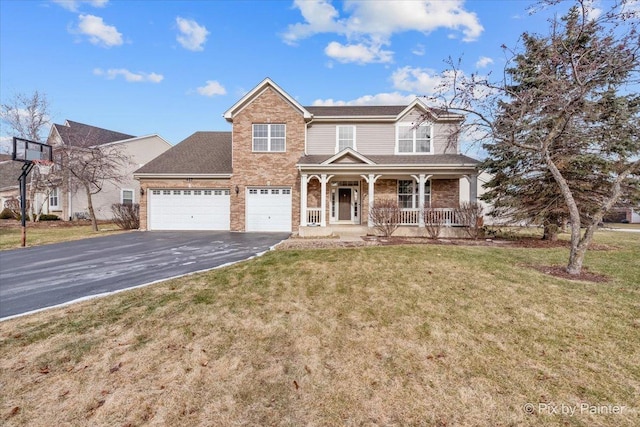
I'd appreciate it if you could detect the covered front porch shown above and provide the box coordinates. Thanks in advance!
[298,172,478,238]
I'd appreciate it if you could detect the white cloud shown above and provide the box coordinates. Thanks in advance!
[197,80,226,97]
[324,41,393,64]
[76,14,123,47]
[313,92,417,106]
[176,17,209,51]
[282,0,484,63]
[391,66,446,94]
[475,56,493,68]
[52,0,108,12]
[93,68,163,83]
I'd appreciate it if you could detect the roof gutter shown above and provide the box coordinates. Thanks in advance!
[134,173,232,180]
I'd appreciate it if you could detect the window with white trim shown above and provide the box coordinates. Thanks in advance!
[396,123,432,154]
[49,187,59,209]
[336,126,356,152]
[253,124,286,152]
[121,189,134,205]
[397,180,431,209]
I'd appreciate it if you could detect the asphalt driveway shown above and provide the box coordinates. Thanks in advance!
[0,231,289,319]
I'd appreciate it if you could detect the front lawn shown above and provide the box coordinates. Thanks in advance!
[0,231,638,426]
[0,221,125,250]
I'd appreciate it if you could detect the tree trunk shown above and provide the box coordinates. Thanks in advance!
[542,223,559,241]
[543,151,583,274]
[84,185,99,231]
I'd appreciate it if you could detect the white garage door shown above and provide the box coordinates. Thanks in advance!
[246,187,292,232]
[148,189,230,230]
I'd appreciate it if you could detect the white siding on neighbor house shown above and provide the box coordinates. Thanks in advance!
[68,135,171,220]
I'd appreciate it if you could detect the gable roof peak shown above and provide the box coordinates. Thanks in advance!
[223,77,312,122]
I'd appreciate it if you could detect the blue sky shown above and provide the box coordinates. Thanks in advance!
[0,0,583,155]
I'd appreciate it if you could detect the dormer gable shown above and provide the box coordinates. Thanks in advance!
[321,148,376,165]
[223,78,312,122]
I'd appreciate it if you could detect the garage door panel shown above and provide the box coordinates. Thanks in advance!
[149,189,230,230]
[246,188,292,232]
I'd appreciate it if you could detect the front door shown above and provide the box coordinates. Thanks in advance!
[338,188,351,220]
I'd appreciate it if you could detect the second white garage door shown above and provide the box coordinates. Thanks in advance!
[148,189,230,230]
[246,187,292,232]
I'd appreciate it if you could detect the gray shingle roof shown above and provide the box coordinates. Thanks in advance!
[135,131,232,175]
[0,158,28,191]
[304,105,408,117]
[304,105,452,118]
[51,120,136,147]
[298,153,480,166]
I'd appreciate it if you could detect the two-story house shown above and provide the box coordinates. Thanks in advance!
[48,120,171,221]
[134,78,480,236]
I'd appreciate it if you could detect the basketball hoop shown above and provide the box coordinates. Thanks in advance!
[32,159,54,176]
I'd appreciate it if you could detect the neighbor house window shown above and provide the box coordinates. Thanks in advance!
[396,123,432,154]
[336,126,356,152]
[397,180,431,209]
[121,189,134,205]
[49,187,59,209]
[253,124,286,152]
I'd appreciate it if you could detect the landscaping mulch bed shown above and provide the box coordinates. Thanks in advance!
[528,265,610,283]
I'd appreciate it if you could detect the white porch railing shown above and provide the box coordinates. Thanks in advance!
[399,208,420,225]
[398,208,462,226]
[307,208,322,225]
[424,208,461,226]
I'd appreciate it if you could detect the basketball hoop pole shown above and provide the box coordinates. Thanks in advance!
[19,163,34,247]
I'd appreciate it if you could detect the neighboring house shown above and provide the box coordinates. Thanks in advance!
[47,120,171,220]
[0,154,24,210]
[135,78,480,236]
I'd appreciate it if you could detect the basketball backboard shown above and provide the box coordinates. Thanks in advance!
[12,137,53,163]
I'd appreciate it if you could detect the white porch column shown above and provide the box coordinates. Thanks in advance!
[362,174,382,227]
[465,174,478,203]
[300,174,308,227]
[318,174,337,227]
[418,174,426,227]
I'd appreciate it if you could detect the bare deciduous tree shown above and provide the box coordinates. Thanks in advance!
[427,0,640,274]
[57,131,132,231]
[0,91,55,221]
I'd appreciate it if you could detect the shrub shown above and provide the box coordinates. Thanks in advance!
[423,207,445,239]
[455,202,485,239]
[111,203,140,229]
[0,208,17,220]
[39,214,60,221]
[369,198,400,237]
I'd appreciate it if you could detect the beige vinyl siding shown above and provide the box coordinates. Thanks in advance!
[433,122,459,154]
[306,106,459,156]
[356,124,395,155]
[307,122,395,156]
[307,124,335,155]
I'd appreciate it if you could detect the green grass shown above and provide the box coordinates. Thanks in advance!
[0,223,125,250]
[0,230,638,426]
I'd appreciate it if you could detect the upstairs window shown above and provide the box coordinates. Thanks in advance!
[396,123,432,154]
[336,126,356,152]
[253,124,286,152]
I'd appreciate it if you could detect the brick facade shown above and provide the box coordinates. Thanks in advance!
[431,179,460,208]
[228,88,306,232]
